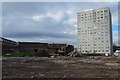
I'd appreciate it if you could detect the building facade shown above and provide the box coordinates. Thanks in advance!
[1,37,18,53]
[18,42,48,53]
[77,7,112,55]
[1,37,74,56]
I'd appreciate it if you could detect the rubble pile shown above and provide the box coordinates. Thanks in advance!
[2,56,120,78]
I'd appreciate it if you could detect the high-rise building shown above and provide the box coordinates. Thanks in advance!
[77,7,112,55]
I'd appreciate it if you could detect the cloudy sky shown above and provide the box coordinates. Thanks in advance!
[2,2,119,47]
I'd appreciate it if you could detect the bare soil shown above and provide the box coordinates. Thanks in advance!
[2,56,120,78]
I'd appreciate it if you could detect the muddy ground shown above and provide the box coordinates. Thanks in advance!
[2,56,120,79]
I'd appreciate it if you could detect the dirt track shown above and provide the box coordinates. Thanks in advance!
[2,56,120,78]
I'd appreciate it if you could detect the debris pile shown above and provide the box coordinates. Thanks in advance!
[2,56,119,78]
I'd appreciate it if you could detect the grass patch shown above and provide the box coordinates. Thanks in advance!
[2,52,33,57]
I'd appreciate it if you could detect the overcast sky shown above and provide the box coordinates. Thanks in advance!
[2,2,119,47]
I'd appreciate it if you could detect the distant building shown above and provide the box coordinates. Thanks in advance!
[1,37,18,53]
[1,37,75,56]
[77,7,113,55]
[48,43,66,55]
[18,42,48,53]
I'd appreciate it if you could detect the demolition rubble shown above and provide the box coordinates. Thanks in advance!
[2,56,120,78]
[1,37,120,78]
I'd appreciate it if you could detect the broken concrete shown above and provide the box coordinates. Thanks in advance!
[2,56,120,78]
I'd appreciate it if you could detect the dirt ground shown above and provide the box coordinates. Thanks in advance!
[2,56,120,78]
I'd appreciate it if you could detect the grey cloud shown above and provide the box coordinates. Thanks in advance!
[3,31,76,39]
[2,2,118,46]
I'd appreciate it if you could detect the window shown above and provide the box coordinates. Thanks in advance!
[105,22,108,24]
[94,32,96,34]
[105,34,108,36]
[94,44,96,46]
[94,50,97,52]
[107,47,109,49]
[105,16,108,18]
[104,10,107,12]
[94,38,97,40]
[106,50,109,52]
[97,20,100,22]
[97,17,100,19]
